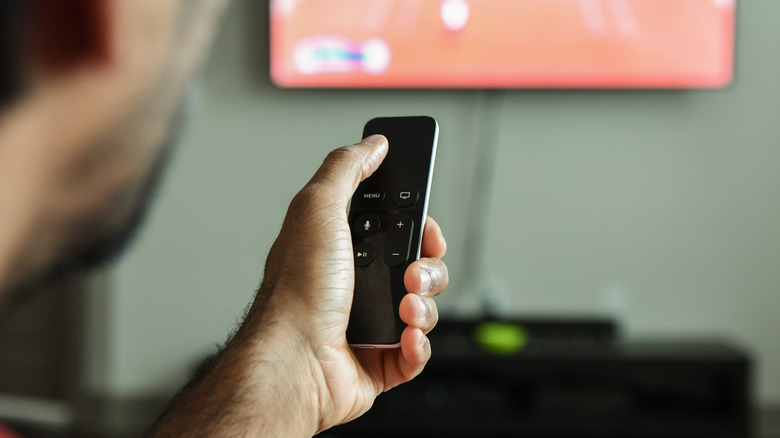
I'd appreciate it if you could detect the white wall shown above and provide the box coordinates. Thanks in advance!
[105,0,780,404]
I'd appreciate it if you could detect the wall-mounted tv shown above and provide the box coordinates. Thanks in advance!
[270,0,735,89]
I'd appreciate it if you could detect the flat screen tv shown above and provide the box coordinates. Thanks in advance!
[270,0,735,89]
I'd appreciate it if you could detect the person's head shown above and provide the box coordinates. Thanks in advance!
[0,0,229,304]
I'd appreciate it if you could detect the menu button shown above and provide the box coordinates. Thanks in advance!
[356,184,385,208]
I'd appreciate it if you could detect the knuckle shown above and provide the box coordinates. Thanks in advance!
[288,185,318,216]
[325,145,361,167]
[316,145,364,188]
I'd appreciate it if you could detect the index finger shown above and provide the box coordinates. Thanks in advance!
[421,216,446,259]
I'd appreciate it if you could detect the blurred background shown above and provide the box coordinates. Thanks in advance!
[1,0,778,436]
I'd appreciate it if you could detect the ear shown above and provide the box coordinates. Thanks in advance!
[31,0,113,73]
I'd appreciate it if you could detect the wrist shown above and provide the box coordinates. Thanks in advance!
[228,298,322,436]
[247,287,346,434]
[148,293,322,438]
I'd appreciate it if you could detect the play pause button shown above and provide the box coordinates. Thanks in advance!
[354,242,376,267]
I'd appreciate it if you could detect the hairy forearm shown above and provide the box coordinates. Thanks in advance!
[146,311,320,438]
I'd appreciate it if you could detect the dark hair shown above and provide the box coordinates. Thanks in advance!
[0,0,26,108]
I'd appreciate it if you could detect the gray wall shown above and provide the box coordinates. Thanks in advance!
[102,0,780,404]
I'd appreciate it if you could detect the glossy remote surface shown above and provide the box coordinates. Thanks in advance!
[347,116,439,347]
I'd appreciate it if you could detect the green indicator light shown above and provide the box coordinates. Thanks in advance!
[475,322,528,355]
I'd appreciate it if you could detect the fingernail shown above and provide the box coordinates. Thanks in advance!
[360,134,386,146]
[419,268,432,293]
[420,334,430,350]
[418,296,429,319]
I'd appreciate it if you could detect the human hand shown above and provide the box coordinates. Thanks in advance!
[146,135,448,438]
[247,135,448,434]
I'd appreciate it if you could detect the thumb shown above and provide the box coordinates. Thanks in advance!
[307,135,389,204]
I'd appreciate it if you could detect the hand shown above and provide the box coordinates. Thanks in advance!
[146,135,448,438]
[249,135,449,434]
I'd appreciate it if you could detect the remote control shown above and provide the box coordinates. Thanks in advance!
[347,116,439,347]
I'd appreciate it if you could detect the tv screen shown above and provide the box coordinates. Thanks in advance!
[270,0,735,89]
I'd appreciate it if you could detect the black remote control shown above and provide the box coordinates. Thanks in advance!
[347,116,439,347]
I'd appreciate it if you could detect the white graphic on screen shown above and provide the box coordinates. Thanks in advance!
[294,37,391,75]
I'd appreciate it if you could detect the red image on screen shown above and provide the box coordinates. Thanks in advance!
[270,0,735,88]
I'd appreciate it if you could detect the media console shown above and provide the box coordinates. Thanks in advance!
[326,318,751,438]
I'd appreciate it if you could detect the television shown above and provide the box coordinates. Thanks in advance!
[270,0,736,89]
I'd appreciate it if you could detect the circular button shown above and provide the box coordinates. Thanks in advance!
[393,189,419,208]
[354,242,376,267]
[354,214,381,237]
[356,184,385,208]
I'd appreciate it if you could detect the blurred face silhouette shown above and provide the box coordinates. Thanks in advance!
[0,0,229,302]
